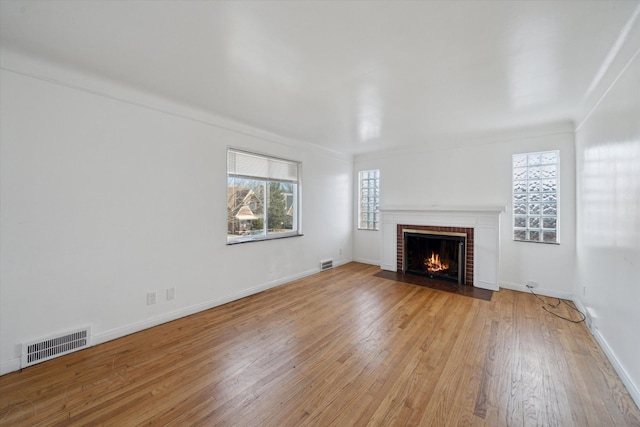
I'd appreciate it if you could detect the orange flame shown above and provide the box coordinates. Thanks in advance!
[425,252,448,272]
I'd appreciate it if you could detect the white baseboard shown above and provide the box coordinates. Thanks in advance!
[0,358,21,376]
[332,258,352,268]
[572,298,588,327]
[8,264,636,412]
[500,281,572,300]
[476,280,499,291]
[353,257,380,266]
[0,267,321,376]
[508,290,639,410]
[572,298,640,410]
[93,267,319,346]
[590,326,640,409]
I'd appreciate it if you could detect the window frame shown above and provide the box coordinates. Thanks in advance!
[512,150,560,244]
[227,148,302,244]
[358,169,380,231]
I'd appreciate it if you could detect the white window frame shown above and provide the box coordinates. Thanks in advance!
[358,169,380,230]
[227,148,302,244]
[512,150,559,244]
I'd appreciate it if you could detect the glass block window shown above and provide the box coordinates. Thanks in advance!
[358,169,380,230]
[513,151,559,243]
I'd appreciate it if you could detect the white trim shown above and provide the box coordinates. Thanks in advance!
[354,120,575,161]
[591,330,640,408]
[4,277,638,412]
[92,267,319,346]
[353,257,380,266]
[572,299,640,410]
[500,281,572,300]
[379,205,505,213]
[331,259,351,269]
[577,47,640,132]
[577,2,640,132]
[0,265,340,376]
[379,207,504,291]
[583,5,640,100]
[0,48,352,162]
[0,358,21,376]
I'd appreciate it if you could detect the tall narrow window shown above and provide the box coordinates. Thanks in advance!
[358,169,380,230]
[227,149,301,244]
[513,151,559,243]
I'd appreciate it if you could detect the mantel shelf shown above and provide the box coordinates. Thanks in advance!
[379,205,506,213]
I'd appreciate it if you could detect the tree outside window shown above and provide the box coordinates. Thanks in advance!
[227,149,300,243]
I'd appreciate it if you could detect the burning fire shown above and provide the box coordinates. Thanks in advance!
[425,252,448,272]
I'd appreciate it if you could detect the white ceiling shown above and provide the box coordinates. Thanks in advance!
[1,1,637,155]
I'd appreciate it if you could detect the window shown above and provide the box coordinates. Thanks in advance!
[358,169,380,230]
[512,151,559,243]
[227,149,301,243]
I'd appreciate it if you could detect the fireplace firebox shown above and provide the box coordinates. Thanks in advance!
[403,230,466,285]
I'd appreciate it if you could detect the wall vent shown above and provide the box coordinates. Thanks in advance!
[320,259,333,271]
[21,326,91,368]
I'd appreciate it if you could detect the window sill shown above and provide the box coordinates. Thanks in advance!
[513,239,560,245]
[227,233,304,245]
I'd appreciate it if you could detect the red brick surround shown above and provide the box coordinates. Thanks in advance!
[397,224,474,286]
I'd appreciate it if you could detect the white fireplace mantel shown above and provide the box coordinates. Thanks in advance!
[379,205,505,291]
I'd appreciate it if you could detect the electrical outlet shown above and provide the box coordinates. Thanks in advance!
[526,281,538,289]
[339,248,343,255]
[146,291,157,305]
[167,287,175,300]
[582,285,586,297]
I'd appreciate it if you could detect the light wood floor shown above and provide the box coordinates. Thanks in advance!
[1,262,639,426]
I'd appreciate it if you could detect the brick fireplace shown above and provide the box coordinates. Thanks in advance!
[397,224,474,286]
[379,206,504,291]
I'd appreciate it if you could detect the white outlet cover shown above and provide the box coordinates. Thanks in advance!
[147,291,157,305]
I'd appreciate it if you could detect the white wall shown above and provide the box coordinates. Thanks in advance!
[574,19,640,405]
[0,56,353,374]
[354,125,576,298]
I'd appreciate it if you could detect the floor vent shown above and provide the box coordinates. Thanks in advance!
[320,259,333,271]
[22,326,91,368]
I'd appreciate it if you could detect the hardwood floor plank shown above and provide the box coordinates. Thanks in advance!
[492,288,522,427]
[322,296,436,426]
[1,263,638,426]
[261,286,427,426]
[474,319,499,419]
